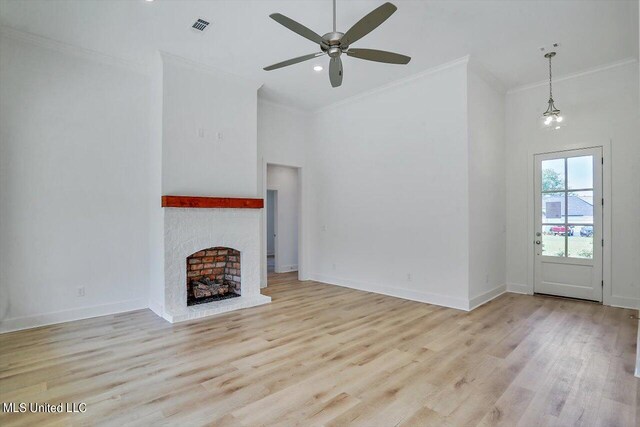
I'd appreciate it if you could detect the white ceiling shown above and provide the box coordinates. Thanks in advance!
[0,0,637,110]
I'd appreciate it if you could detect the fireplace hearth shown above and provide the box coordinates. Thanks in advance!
[186,247,241,306]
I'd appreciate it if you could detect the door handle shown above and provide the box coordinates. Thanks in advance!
[535,240,541,245]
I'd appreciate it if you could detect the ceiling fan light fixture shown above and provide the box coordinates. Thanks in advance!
[263,1,411,88]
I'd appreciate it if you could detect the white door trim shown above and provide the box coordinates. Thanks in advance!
[260,159,306,287]
[526,140,612,306]
[266,189,279,266]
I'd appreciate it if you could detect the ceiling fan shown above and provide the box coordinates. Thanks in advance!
[263,0,411,88]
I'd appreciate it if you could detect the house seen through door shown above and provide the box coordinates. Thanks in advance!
[534,147,603,302]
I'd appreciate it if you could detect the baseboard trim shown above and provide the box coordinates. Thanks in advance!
[0,299,148,334]
[506,283,532,295]
[275,264,298,273]
[309,273,469,311]
[469,285,507,311]
[608,295,640,310]
[148,299,164,319]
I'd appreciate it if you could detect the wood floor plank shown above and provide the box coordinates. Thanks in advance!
[0,273,637,426]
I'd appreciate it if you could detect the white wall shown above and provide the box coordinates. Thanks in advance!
[636,0,639,378]
[0,34,151,331]
[267,165,299,272]
[258,99,308,168]
[257,99,310,285]
[147,52,164,317]
[305,59,471,309]
[467,67,507,307]
[161,54,258,197]
[505,60,640,308]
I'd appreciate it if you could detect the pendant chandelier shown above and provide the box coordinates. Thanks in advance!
[542,51,564,129]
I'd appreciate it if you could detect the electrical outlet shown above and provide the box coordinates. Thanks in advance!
[77,287,85,297]
[198,128,205,138]
[406,273,412,281]
[321,225,327,232]
[217,132,224,140]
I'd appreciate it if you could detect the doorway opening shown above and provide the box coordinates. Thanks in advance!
[266,189,277,273]
[534,147,603,302]
[265,164,300,280]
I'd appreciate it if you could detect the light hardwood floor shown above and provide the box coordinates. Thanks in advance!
[1,273,638,426]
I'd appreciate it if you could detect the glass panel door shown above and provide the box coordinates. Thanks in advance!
[534,147,602,302]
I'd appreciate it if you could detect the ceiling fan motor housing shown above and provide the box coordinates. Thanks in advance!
[321,32,345,55]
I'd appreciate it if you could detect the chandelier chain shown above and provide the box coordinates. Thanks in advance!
[548,55,553,100]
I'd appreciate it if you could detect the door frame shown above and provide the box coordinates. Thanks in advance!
[526,140,612,306]
[266,189,278,266]
[261,159,306,287]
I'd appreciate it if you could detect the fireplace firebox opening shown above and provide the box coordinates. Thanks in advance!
[186,247,241,306]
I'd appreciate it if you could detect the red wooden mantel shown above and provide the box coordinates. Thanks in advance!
[161,196,264,209]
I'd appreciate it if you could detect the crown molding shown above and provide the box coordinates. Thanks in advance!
[0,25,150,75]
[507,57,638,94]
[257,98,312,116]
[313,55,470,114]
[159,51,263,90]
[468,56,506,94]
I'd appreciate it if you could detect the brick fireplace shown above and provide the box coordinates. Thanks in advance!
[187,247,241,306]
[156,196,271,323]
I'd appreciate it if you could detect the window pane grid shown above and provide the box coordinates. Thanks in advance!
[540,155,594,260]
[541,188,593,194]
[542,224,593,228]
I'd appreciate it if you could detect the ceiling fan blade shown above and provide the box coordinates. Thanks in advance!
[346,48,411,64]
[341,2,397,47]
[263,52,325,71]
[269,13,324,45]
[329,56,343,87]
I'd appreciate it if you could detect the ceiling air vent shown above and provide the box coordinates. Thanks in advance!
[192,19,210,32]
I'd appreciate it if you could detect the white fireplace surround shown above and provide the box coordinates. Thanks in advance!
[162,208,270,323]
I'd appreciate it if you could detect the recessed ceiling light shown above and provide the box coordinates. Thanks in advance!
[145,0,154,2]
[313,65,323,72]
